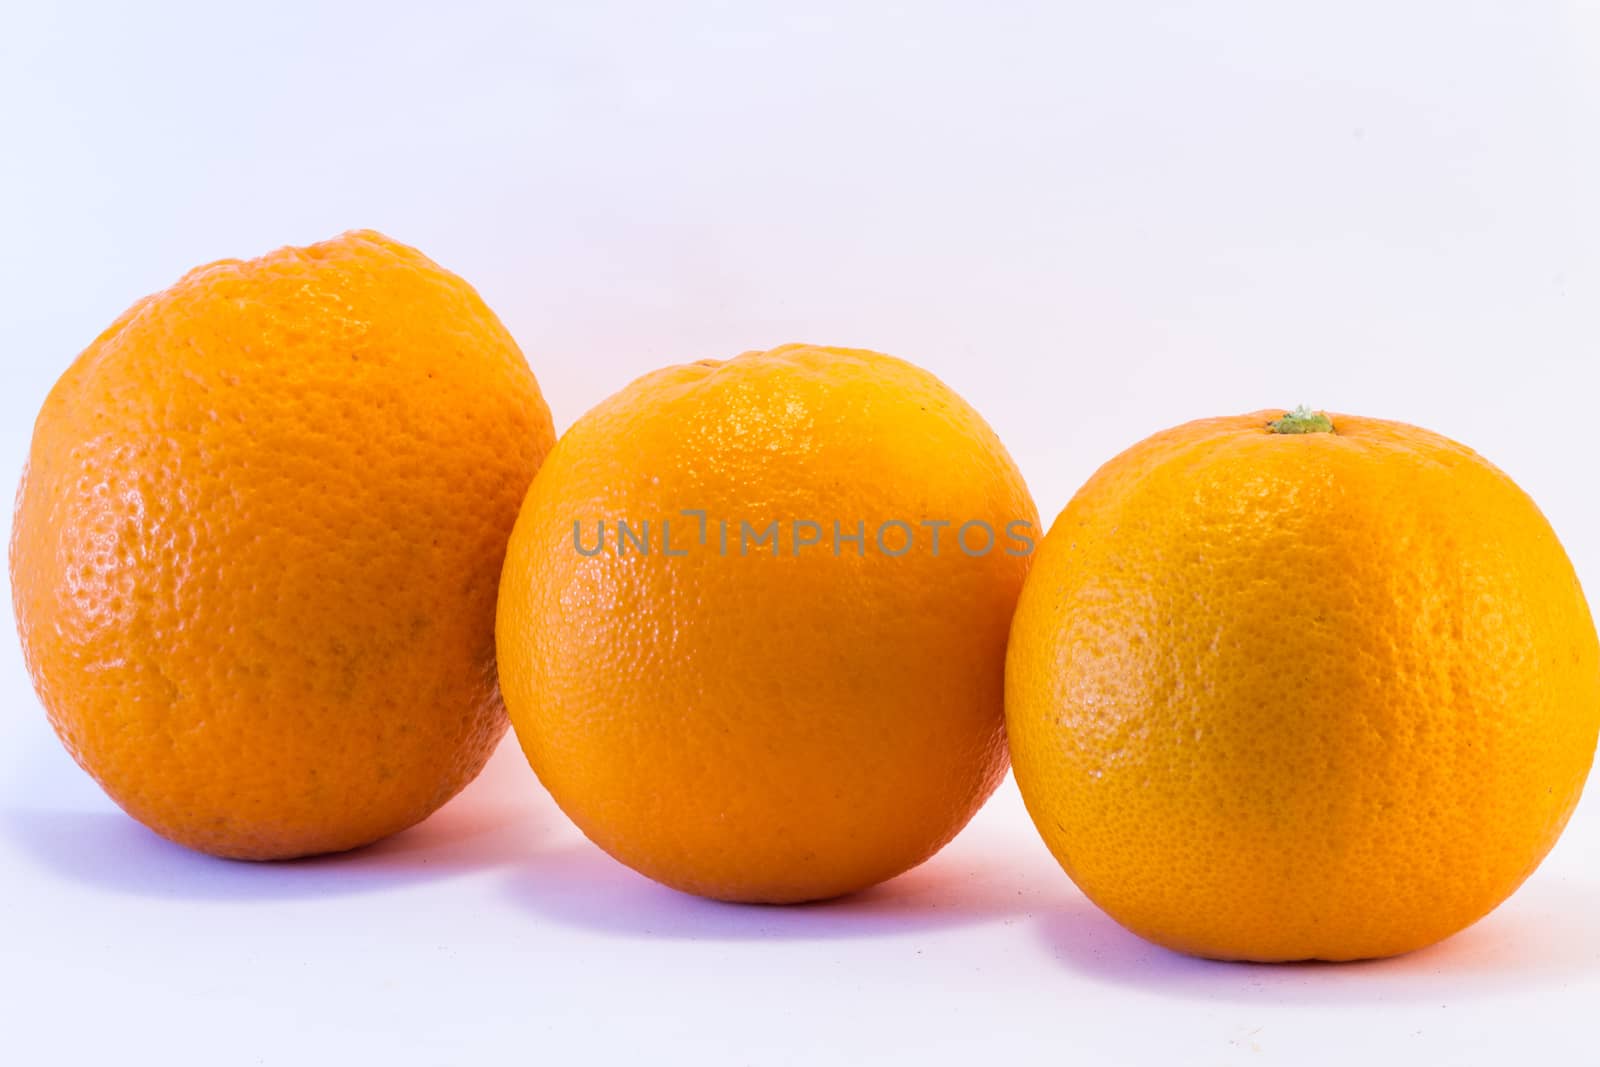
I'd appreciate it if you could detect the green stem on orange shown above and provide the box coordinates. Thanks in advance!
[1268,405,1334,434]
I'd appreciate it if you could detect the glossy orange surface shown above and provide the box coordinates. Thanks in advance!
[497,344,1038,902]
[10,231,556,859]
[1007,411,1600,960]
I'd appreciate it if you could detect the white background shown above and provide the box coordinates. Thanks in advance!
[4,3,1600,1063]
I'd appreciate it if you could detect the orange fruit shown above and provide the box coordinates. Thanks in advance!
[1006,406,1600,961]
[496,344,1037,903]
[10,230,556,860]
